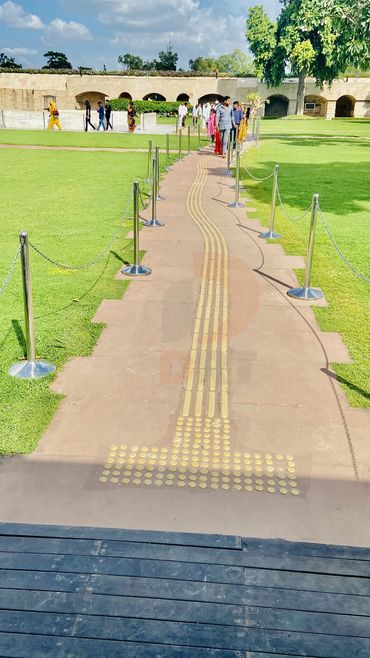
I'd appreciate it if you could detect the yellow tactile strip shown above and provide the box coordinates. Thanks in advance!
[99,417,301,496]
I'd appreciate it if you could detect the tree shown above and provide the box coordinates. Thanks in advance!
[246,92,264,117]
[42,51,72,70]
[154,45,178,71]
[0,53,22,69]
[246,0,370,115]
[189,57,218,73]
[218,49,255,76]
[118,53,144,70]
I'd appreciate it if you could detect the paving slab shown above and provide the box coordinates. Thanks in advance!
[0,145,368,547]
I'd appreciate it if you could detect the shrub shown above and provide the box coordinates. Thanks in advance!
[110,98,192,116]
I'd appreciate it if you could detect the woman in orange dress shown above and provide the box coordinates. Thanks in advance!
[127,102,136,133]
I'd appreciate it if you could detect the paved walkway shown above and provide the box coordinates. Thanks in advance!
[0,146,368,546]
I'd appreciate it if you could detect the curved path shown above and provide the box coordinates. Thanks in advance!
[0,147,368,546]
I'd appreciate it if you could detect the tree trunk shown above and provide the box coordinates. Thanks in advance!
[295,70,306,115]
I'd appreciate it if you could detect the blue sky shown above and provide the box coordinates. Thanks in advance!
[0,1,279,69]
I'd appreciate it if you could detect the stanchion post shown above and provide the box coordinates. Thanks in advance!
[259,164,281,240]
[228,147,244,208]
[178,130,182,162]
[224,139,233,176]
[155,145,165,201]
[197,123,201,150]
[143,157,165,227]
[122,182,152,276]
[287,193,323,300]
[256,118,260,147]
[187,125,191,155]
[9,233,56,379]
[165,133,172,171]
[144,139,152,183]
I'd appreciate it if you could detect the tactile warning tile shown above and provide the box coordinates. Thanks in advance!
[99,417,301,496]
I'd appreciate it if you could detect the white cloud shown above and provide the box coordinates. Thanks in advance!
[0,1,44,29]
[96,0,246,61]
[2,46,37,55]
[43,18,92,44]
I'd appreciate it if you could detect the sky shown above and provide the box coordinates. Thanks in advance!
[0,0,279,69]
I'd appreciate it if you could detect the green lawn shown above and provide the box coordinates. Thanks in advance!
[241,120,370,407]
[260,117,370,138]
[0,147,175,455]
[0,128,207,150]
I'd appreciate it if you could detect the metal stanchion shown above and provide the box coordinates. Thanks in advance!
[155,146,165,201]
[143,157,165,227]
[144,139,153,183]
[287,193,323,300]
[178,130,183,162]
[187,126,191,155]
[122,182,152,276]
[256,118,260,147]
[9,233,56,379]
[197,123,201,150]
[224,139,233,176]
[165,133,173,171]
[259,164,281,240]
[228,147,244,208]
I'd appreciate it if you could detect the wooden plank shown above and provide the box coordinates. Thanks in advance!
[0,551,244,584]
[246,606,370,638]
[0,589,244,627]
[242,538,370,561]
[0,570,89,593]
[244,566,370,596]
[0,523,241,549]
[0,610,75,636]
[99,540,370,576]
[0,633,243,657]
[89,573,245,604]
[74,614,247,651]
[89,573,370,615]
[244,628,370,658]
[0,536,101,556]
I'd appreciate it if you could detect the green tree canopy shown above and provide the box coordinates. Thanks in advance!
[118,54,144,70]
[246,0,370,114]
[0,53,22,69]
[218,49,255,75]
[154,45,178,71]
[189,56,218,73]
[42,51,72,70]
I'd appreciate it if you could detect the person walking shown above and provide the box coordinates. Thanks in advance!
[216,96,234,157]
[127,102,136,132]
[105,100,113,130]
[97,101,105,130]
[84,100,95,131]
[47,101,62,130]
[231,100,243,148]
[208,107,216,143]
[192,103,199,128]
[178,101,188,127]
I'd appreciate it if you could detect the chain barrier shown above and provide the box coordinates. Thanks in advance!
[0,245,21,297]
[30,198,132,272]
[242,165,274,182]
[318,207,370,285]
[276,184,312,223]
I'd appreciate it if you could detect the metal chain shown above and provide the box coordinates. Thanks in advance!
[277,184,312,222]
[242,165,274,182]
[318,207,370,285]
[30,198,132,272]
[0,245,21,297]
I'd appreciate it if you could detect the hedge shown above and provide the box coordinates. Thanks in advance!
[0,68,255,78]
[110,98,192,116]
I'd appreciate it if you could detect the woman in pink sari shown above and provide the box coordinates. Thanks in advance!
[208,108,216,143]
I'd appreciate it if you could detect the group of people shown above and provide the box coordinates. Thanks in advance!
[84,100,113,131]
[177,97,250,156]
[211,97,250,157]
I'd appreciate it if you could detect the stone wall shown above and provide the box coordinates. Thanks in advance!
[0,72,369,118]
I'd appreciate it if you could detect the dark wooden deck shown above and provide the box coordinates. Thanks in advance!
[0,523,369,657]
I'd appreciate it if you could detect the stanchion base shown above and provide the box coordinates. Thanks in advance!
[287,287,323,300]
[9,359,56,380]
[121,263,152,277]
[224,170,233,177]
[156,194,166,201]
[143,218,165,227]
[259,230,282,240]
[231,183,245,190]
[166,166,173,172]
[228,201,245,208]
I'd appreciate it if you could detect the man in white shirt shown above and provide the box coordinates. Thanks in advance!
[178,102,188,127]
